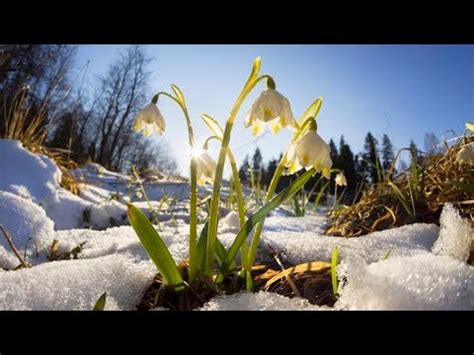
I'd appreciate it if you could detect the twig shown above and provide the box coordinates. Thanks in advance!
[0,224,31,269]
[266,242,302,298]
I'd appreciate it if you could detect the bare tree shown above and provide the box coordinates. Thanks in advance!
[85,46,151,170]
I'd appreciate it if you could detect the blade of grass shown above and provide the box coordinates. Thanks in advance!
[386,180,415,217]
[197,221,236,271]
[93,292,107,311]
[331,246,340,296]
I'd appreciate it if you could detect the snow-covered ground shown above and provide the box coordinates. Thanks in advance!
[0,139,473,310]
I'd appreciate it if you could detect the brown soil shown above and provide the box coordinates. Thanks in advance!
[137,258,336,311]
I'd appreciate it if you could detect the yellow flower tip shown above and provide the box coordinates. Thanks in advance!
[246,88,295,135]
[194,149,217,186]
[288,129,332,177]
[251,121,264,136]
[466,122,474,133]
[322,168,331,180]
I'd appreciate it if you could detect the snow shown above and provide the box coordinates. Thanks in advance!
[432,203,472,261]
[2,139,473,310]
[198,291,326,310]
[0,245,19,270]
[0,191,55,262]
[72,162,190,202]
[263,220,439,264]
[0,254,155,310]
[0,139,62,202]
[335,203,474,310]
[336,254,474,310]
[0,140,131,230]
[220,210,241,232]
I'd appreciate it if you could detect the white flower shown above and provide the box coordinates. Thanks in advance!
[284,130,332,178]
[193,149,217,186]
[456,143,474,166]
[245,89,298,136]
[132,103,166,137]
[335,172,347,186]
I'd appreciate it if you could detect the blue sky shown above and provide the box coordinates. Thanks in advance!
[75,45,473,176]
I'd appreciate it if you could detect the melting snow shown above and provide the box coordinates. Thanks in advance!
[432,202,472,261]
[0,191,55,262]
[0,254,155,310]
[1,138,473,310]
[198,291,327,310]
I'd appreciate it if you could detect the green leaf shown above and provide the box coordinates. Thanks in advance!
[93,292,107,311]
[293,194,302,216]
[170,84,186,107]
[300,97,323,126]
[197,222,209,272]
[197,221,235,271]
[387,180,414,217]
[331,246,340,296]
[200,114,224,139]
[219,168,316,278]
[127,204,184,289]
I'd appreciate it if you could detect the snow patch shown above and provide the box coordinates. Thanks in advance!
[0,245,19,270]
[0,254,155,310]
[336,254,474,310]
[0,140,130,230]
[263,221,439,264]
[198,291,326,310]
[220,210,240,233]
[0,191,55,260]
[432,203,472,261]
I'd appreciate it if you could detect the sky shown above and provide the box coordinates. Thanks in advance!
[75,45,473,177]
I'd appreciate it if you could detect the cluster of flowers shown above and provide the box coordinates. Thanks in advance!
[133,88,337,182]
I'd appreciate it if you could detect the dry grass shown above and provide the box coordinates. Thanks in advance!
[326,136,474,237]
[2,89,82,195]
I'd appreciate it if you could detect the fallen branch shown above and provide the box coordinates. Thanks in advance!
[0,224,31,269]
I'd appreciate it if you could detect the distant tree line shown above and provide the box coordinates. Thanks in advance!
[238,131,441,204]
[0,45,177,174]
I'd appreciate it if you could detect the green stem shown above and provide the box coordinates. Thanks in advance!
[154,92,194,146]
[227,149,249,268]
[204,136,249,274]
[247,153,287,267]
[204,74,269,277]
[154,91,198,282]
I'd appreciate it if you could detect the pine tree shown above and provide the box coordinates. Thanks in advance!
[328,139,339,193]
[409,140,423,166]
[353,153,368,201]
[363,132,382,183]
[252,147,263,171]
[338,136,357,191]
[252,147,264,186]
[238,155,251,183]
[329,139,338,167]
[264,158,278,187]
[381,134,396,174]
